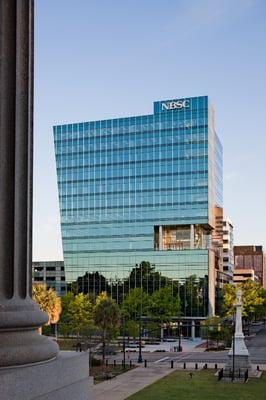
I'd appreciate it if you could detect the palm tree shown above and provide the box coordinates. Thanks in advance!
[93,296,120,367]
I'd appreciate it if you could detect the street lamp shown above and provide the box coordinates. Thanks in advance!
[178,321,183,351]
[123,316,126,369]
[138,315,143,363]
[137,264,143,363]
[232,320,235,382]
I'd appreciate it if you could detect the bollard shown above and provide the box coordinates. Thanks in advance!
[106,359,108,367]
[114,359,116,367]
[122,360,124,367]
[130,360,132,367]
[171,360,174,369]
[144,360,147,368]
[195,363,198,370]
[257,365,260,371]
[183,362,186,369]
[215,364,217,370]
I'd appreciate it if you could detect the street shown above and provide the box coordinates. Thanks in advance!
[105,324,266,366]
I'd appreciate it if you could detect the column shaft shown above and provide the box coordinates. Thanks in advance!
[0,0,58,367]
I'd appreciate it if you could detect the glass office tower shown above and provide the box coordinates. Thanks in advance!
[54,96,223,318]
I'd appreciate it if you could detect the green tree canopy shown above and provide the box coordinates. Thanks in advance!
[201,316,231,349]
[60,292,93,336]
[122,287,150,320]
[254,289,266,319]
[95,291,108,305]
[222,280,265,318]
[125,261,168,294]
[150,285,180,322]
[126,319,139,339]
[93,295,120,332]
[93,294,120,365]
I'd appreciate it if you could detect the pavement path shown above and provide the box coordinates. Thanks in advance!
[91,365,175,400]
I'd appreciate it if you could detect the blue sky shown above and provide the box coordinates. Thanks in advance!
[33,0,266,260]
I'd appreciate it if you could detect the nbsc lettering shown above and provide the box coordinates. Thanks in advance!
[161,100,190,111]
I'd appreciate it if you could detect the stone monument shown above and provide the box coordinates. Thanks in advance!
[0,1,91,398]
[226,288,251,373]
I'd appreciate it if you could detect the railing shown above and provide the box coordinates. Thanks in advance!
[218,368,249,382]
[244,369,248,383]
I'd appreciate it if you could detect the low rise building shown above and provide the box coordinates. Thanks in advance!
[32,261,66,296]
[233,268,259,284]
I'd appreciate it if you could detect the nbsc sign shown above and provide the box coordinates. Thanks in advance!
[161,100,190,111]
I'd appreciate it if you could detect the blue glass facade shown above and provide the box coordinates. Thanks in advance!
[54,96,222,317]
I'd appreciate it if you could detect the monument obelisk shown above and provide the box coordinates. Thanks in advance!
[226,288,251,372]
[0,2,90,399]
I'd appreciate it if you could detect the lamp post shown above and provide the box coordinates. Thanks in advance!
[232,320,235,382]
[123,316,126,369]
[178,321,183,351]
[138,312,143,363]
[137,263,143,363]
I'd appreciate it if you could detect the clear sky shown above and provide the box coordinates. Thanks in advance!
[33,0,266,261]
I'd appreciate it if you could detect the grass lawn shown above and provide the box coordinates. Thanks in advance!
[127,370,266,400]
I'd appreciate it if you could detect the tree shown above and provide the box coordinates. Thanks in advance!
[201,316,230,350]
[126,320,139,340]
[254,289,266,320]
[32,283,61,332]
[122,287,150,320]
[76,271,108,296]
[59,291,75,336]
[179,275,207,317]
[93,294,120,366]
[59,292,93,337]
[125,261,167,295]
[67,293,93,337]
[150,285,180,322]
[222,280,265,319]
[95,291,108,305]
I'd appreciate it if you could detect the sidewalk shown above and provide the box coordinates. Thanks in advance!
[91,365,174,400]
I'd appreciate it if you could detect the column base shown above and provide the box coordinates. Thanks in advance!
[0,351,92,400]
[0,329,59,367]
[0,297,59,367]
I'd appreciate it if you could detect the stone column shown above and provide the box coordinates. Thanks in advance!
[0,0,58,367]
